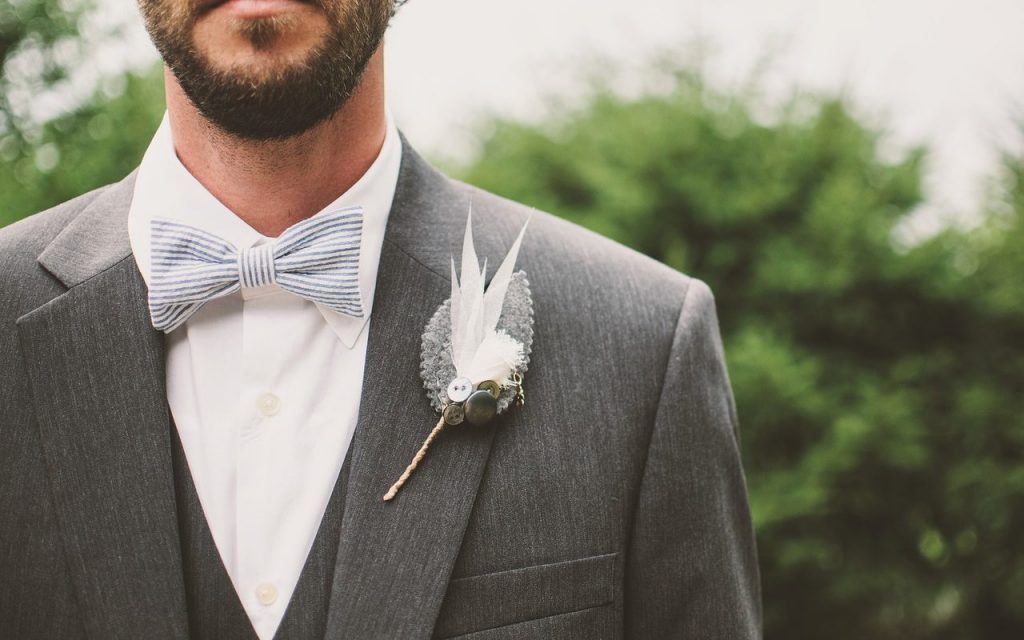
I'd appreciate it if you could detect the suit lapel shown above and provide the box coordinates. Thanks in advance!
[17,175,189,640]
[325,142,513,640]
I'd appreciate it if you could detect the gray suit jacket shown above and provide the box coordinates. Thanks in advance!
[0,136,761,639]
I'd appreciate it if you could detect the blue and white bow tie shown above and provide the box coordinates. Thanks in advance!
[148,207,364,332]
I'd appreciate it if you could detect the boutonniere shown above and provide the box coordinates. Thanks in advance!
[384,212,533,501]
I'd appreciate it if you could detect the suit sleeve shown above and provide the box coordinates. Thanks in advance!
[624,278,762,638]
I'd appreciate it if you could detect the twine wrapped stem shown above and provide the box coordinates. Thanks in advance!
[383,415,448,501]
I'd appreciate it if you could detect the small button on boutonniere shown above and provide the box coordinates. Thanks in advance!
[383,211,533,501]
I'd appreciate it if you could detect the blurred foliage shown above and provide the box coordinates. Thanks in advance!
[0,0,164,226]
[454,68,1024,638]
[2,19,1022,638]
[0,64,164,226]
[1,0,87,129]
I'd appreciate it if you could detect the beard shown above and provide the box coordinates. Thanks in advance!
[137,0,393,140]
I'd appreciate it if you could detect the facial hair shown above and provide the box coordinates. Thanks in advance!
[137,0,393,140]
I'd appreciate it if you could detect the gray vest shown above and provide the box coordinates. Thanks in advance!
[170,421,351,640]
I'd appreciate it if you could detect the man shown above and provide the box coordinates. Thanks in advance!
[0,0,761,637]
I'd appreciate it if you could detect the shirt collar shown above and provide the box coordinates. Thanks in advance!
[128,109,403,349]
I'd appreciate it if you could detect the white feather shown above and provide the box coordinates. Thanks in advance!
[453,208,483,373]
[449,209,529,385]
[463,331,525,388]
[483,221,528,334]
[449,255,462,360]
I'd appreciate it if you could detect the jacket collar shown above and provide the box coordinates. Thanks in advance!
[37,168,138,288]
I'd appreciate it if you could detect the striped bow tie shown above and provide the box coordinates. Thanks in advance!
[148,207,364,332]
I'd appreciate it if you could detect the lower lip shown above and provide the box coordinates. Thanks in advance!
[213,0,309,19]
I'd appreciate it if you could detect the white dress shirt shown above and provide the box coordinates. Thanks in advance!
[127,110,402,640]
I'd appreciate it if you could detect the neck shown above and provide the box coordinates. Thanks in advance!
[164,46,387,238]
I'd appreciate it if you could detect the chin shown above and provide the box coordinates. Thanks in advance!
[193,5,328,67]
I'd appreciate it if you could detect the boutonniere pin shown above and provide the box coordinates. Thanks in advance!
[383,211,533,501]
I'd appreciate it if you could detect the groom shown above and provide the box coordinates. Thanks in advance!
[0,0,761,638]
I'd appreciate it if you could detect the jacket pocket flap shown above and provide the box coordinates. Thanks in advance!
[434,552,617,638]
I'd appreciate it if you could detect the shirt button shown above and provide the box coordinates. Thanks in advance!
[257,392,281,417]
[255,582,278,606]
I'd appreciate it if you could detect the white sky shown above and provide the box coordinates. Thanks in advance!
[108,0,1024,232]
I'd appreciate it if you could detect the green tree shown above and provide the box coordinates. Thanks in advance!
[0,65,164,226]
[453,67,1024,639]
[1,0,88,136]
[1,0,163,226]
